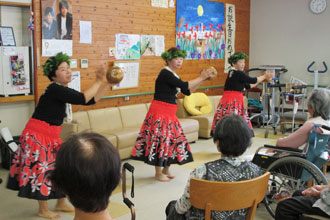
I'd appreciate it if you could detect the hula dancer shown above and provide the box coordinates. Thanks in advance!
[131,47,213,182]
[7,52,111,219]
[211,52,273,135]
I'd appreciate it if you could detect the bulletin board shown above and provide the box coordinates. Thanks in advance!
[112,61,140,90]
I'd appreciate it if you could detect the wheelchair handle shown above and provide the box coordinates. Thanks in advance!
[123,162,135,173]
[123,198,135,208]
[307,61,328,73]
[321,125,330,131]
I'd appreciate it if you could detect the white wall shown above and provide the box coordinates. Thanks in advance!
[0,5,34,136]
[250,0,330,88]
[0,101,34,136]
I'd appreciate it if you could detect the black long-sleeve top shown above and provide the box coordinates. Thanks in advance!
[32,83,95,126]
[154,68,191,104]
[224,70,258,92]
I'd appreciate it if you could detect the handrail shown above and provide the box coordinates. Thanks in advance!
[101,85,225,100]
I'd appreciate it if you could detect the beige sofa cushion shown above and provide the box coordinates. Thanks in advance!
[210,95,222,113]
[98,132,118,147]
[110,127,139,149]
[176,99,189,118]
[180,118,199,134]
[72,111,91,132]
[119,104,148,128]
[88,107,123,133]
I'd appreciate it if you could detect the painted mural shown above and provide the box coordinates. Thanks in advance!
[176,0,225,60]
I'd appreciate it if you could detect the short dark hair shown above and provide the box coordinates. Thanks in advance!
[51,132,121,213]
[213,114,252,157]
[59,0,69,10]
[45,7,54,16]
[308,88,330,120]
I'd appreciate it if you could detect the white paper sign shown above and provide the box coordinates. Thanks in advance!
[151,0,168,8]
[42,39,73,57]
[80,21,92,44]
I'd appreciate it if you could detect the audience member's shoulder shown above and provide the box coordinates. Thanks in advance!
[245,161,261,172]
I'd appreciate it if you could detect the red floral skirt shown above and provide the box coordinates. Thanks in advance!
[211,91,253,133]
[7,118,65,200]
[131,100,193,167]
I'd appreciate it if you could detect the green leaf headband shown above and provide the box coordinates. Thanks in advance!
[43,52,70,77]
[161,49,187,61]
[228,52,248,65]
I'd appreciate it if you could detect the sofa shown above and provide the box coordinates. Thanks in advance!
[176,95,248,139]
[60,103,199,159]
[176,96,222,138]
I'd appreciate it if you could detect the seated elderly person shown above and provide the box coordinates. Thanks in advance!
[51,132,121,220]
[275,184,330,219]
[276,88,330,149]
[165,114,261,220]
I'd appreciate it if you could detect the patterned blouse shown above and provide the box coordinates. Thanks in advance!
[175,157,261,220]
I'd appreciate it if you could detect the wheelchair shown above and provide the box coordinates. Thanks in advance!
[122,162,136,220]
[252,124,330,218]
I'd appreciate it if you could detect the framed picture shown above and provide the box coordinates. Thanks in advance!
[112,61,140,90]
[0,26,16,46]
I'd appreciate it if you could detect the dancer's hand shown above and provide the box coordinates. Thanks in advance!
[200,68,213,81]
[263,71,274,82]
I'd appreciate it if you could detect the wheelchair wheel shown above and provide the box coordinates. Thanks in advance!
[263,156,328,218]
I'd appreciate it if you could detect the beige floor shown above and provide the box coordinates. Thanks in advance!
[0,127,322,220]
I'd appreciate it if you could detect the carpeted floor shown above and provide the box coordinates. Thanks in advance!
[0,127,327,220]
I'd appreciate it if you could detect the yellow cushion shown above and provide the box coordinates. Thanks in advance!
[183,93,212,116]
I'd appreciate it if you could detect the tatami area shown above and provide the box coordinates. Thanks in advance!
[0,127,328,220]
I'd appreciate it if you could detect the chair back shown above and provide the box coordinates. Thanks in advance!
[190,172,270,220]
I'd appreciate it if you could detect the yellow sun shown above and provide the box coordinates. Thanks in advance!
[197,5,204,16]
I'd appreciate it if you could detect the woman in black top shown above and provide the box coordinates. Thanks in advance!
[7,52,111,219]
[131,47,213,182]
[211,52,273,135]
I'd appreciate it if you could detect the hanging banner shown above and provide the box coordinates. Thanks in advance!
[41,0,73,56]
[224,3,236,73]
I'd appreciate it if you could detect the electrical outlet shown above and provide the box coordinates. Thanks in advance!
[124,96,130,101]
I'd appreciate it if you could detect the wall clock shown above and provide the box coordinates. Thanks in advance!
[310,0,327,14]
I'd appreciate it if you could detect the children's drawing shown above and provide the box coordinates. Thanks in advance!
[141,35,156,56]
[141,35,165,56]
[115,34,141,60]
[176,0,225,60]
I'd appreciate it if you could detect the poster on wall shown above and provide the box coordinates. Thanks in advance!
[41,0,73,56]
[176,0,225,60]
[224,3,236,73]
[66,71,80,122]
[151,0,168,8]
[141,35,165,56]
[115,34,141,60]
[112,61,140,90]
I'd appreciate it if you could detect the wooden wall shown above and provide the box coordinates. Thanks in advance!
[33,0,250,112]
